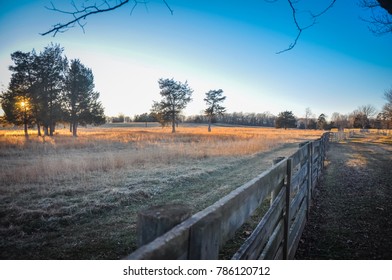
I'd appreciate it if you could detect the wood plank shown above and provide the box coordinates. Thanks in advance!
[291,164,308,194]
[274,245,284,260]
[136,204,191,247]
[189,212,221,259]
[289,182,307,222]
[306,142,312,219]
[125,218,191,259]
[288,200,307,257]
[216,159,287,245]
[290,144,309,168]
[258,219,284,259]
[283,158,292,259]
[232,187,286,260]
[312,173,318,189]
[288,208,307,259]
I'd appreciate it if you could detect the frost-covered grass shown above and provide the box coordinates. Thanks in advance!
[0,124,323,259]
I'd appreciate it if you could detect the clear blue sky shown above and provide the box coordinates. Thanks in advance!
[1,0,391,120]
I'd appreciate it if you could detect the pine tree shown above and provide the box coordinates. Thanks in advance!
[1,51,37,138]
[204,89,226,132]
[153,78,193,133]
[35,43,68,136]
[64,59,105,136]
[275,111,297,129]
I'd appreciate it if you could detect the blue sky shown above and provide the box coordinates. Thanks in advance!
[1,0,391,120]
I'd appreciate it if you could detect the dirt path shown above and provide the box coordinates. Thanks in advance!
[295,133,392,259]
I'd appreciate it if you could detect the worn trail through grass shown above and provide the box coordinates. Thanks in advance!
[295,133,392,259]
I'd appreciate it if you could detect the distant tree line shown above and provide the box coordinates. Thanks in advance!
[132,99,392,132]
[3,44,391,135]
[107,82,392,133]
[379,88,392,130]
[186,111,276,127]
[0,43,105,137]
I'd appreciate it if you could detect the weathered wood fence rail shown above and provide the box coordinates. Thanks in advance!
[329,130,354,142]
[126,132,331,260]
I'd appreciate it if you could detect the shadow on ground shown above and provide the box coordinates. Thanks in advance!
[295,133,392,259]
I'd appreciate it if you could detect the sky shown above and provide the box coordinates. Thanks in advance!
[0,0,391,120]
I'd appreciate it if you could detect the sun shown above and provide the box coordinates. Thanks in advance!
[18,98,29,110]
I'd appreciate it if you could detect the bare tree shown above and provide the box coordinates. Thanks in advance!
[42,1,392,53]
[380,88,392,131]
[265,1,336,53]
[354,104,377,129]
[304,107,313,129]
[360,0,392,35]
[331,112,349,130]
[385,88,392,103]
[359,104,377,119]
[41,0,173,36]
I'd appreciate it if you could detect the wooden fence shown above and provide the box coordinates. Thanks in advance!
[125,132,330,260]
[329,130,354,142]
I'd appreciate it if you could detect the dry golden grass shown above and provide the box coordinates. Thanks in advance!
[0,124,325,259]
[0,125,322,186]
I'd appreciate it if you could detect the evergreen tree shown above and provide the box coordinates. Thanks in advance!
[64,59,105,136]
[153,78,193,133]
[204,89,226,132]
[1,44,105,137]
[317,113,328,130]
[1,51,37,138]
[34,43,68,136]
[275,111,297,129]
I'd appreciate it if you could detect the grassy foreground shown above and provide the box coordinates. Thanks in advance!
[0,124,324,259]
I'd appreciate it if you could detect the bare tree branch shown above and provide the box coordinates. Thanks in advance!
[377,0,392,14]
[41,0,173,36]
[360,0,392,35]
[310,0,337,18]
[162,0,174,15]
[276,0,336,54]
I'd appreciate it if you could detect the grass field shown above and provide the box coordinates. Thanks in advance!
[0,123,325,259]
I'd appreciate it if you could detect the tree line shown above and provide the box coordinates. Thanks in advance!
[3,46,392,135]
[0,44,105,137]
[187,111,324,130]
[131,94,392,132]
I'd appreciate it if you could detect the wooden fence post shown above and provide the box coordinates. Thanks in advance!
[320,136,325,169]
[136,204,191,248]
[306,142,313,219]
[299,141,309,148]
[271,157,285,206]
[189,212,221,260]
[283,158,292,260]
